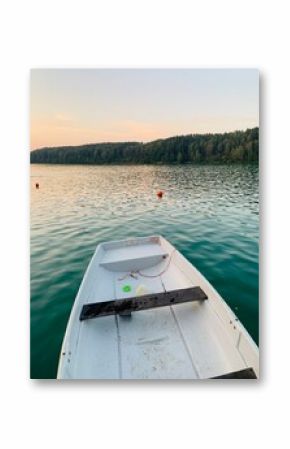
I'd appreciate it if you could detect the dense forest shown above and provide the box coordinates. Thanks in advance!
[30,128,259,164]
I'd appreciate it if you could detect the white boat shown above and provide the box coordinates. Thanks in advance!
[57,236,259,379]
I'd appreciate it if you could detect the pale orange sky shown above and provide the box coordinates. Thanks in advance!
[30,69,259,149]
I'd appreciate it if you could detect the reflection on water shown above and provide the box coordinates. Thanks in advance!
[31,164,259,378]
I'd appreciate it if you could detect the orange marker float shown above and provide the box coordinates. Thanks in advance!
[156,190,164,198]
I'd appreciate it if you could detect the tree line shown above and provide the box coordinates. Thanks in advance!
[30,127,259,164]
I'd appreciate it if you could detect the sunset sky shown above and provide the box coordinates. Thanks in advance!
[30,69,259,150]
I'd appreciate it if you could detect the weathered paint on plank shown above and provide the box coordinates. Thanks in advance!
[79,287,208,320]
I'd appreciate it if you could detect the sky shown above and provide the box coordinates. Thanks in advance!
[30,69,259,150]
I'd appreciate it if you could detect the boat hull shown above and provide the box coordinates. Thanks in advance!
[57,236,259,379]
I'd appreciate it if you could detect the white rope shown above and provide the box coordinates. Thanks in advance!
[118,250,176,281]
[137,249,176,278]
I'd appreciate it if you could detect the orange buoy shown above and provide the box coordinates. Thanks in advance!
[156,190,164,198]
[35,183,39,189]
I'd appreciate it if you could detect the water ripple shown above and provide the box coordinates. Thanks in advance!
[31,163,259,378]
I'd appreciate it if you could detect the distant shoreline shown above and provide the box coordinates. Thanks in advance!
[30,128,259,165]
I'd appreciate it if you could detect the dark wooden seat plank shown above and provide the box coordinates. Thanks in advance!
[79,286,208,321]
[211,368,257,379]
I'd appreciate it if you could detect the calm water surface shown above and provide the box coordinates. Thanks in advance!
[30,164,259,378]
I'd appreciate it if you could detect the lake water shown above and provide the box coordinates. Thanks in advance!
[30,164,259,379]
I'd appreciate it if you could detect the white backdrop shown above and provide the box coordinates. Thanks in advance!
[0,1,289,448]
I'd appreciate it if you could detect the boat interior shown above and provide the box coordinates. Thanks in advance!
[58,236,258,379]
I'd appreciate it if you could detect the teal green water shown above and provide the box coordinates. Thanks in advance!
[30,164,259,379]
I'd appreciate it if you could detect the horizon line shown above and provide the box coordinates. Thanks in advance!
[31,126,259,152]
